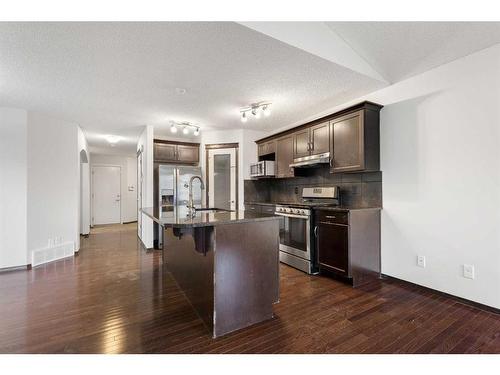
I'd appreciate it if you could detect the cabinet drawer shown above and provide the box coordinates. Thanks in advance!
[245,204,261,213]
[315,210,348,225]
[260,205,276,214]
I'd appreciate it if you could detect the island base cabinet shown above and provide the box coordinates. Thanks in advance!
[163,220,280,338]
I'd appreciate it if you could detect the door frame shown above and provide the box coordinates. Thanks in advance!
[205,143,239,210]
[137,147,143,239]
[91,164,122,226]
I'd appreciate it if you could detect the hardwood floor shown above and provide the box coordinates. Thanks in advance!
[0,223,498,354]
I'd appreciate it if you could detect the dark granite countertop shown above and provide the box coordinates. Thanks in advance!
[244,201,381,211]
[141,207,280,228]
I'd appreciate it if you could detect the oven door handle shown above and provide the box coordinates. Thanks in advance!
[274,212,309,219]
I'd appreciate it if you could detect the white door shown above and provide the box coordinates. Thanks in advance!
[208,148,237,211]
[92,166,121,225]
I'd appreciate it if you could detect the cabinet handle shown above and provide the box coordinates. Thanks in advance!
[314,226,318,237]
[325,215,336,219]
[310,141,314,151]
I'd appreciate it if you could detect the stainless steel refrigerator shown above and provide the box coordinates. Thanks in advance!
[154,164,203,248]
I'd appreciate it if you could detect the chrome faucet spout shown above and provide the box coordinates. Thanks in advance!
[188,175,205,211]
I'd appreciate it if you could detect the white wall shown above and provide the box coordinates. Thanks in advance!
[376,45,500,309]
[137,125,154,248]
[27,112,80,254]
[200,129,266,210]
[0,108,28,268]
[90,153,137,224]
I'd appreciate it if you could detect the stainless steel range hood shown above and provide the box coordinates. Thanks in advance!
[289,152,330,168]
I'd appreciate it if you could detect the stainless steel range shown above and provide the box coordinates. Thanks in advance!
[274,186,339,274]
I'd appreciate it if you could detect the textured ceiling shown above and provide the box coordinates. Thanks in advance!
[0,22,385,153]
[327,22,500,83]
[2,22,499,154]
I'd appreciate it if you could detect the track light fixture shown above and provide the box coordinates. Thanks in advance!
[240,102,272,122]
[169,121,200,136]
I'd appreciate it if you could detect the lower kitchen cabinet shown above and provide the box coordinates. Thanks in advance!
[244,203,275,214]
[314,208,381,287]
[245,204,261,213]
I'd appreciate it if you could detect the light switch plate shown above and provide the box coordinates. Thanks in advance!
[417,255,426,268]
[463,264,475,279]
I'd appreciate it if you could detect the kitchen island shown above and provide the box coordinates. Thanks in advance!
[141,207,281,338]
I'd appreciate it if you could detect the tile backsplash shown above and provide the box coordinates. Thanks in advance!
[244,165,382,208]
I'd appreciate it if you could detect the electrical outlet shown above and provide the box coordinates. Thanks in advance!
[463,264,475,279]
[417,255,426,268]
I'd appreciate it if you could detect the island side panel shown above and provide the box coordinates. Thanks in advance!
[163,226,215,333]
[349,209,381,287]
[213,219,280,338]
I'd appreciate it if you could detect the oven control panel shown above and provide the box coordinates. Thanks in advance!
[275,206,310,216]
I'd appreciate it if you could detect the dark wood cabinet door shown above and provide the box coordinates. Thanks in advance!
[177,144,199,164]
[317,222,349,276]
[331,110,364,173]
[293,129,310,159]
[258,144,266,156]
[258,141,276,157]
[276,135,294,178]
[310,121,330,156]
[154,142,177,162]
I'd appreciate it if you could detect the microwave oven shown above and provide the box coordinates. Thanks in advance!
[250,160,275,178]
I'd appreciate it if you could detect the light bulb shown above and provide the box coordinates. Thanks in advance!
[241,112,247,123]
[170,124,177,133]
[183,126,189,135]
[252,107,260,119]
[263,105,271,117]
[194,128,200,136]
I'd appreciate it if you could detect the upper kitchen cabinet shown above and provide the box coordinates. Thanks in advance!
[176,144,199,164]
[154,142,177,162]
[154,140,200,164]
[276,135,294,178]
[293,128,311,159]
[293,121,330,159]
[330,106,380,173]
[309,122,330,155]
[258,140,276,158]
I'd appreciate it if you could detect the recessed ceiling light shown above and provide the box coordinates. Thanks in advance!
[105,135,121,144]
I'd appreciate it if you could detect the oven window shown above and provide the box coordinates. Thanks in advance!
[279,216,308,252]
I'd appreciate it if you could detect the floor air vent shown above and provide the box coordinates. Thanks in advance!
[32,242,75,267]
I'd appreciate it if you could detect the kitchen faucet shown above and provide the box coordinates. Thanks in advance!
[187,175,205,212]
